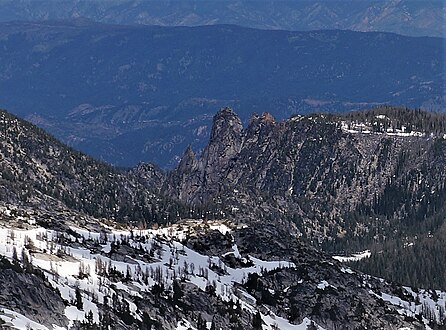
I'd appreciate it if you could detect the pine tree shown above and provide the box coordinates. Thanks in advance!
[75,287,83,310]
[306,321,318,330]
[252,311,262,329]
[197,313,207,330]
[210,317,216,330]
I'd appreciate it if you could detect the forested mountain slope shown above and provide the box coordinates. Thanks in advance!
[0,107,445,328]
[0,109,191,226]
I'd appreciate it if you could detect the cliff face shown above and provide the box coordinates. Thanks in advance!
[145,107,446,248]
[166,107,243,204]
[0,267,68,328]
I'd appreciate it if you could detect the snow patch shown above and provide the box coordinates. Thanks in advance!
[333,250,371,262]
[0,308,50,330]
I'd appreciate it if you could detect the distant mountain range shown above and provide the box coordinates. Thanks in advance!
[0,0,444,37]
[1,2,445,328]
[0,20,444,167]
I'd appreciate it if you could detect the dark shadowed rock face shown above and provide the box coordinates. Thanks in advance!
[0,267,68,328]
[208,107,243,148]
[198,107,243,196]
[164,107,243,204]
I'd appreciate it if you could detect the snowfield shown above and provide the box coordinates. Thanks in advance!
[340,120,428,137]
[0,210,444,330]
[0,218,321,330]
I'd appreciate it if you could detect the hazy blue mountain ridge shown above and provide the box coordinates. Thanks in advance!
[0,0,444,37]
[1,20,443,167]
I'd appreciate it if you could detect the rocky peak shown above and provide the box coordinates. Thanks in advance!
[164,108,244,204]
[259,112,276,123]
[159,107,446,258]
[245,112,278,141]
[200,107,243,174]
[177,145,197,173]
[248,112,276,126]
[208,107,243,146]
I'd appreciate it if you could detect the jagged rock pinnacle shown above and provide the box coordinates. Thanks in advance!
[209,107,243,145]
[177,145,197,173]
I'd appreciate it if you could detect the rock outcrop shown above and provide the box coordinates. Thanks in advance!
[0,267,68,328]
[139,107,446,250]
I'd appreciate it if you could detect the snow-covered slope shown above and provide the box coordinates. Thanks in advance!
[0,206,322,329]
[0,204,444,329]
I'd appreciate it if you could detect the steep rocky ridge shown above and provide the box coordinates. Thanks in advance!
[0,263,68,328]
[136,106,446,292]
[144,107,446,249]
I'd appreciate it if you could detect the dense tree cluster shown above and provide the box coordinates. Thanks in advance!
[350,223,446,291]
[341,106,446,135]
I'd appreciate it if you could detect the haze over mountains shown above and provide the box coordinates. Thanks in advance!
[1,1,446,328]
[0,0,444,37]
[0,20,443,167]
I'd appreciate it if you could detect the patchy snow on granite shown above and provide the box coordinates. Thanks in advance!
[176,319,197,330]
[333,250,371,262]
[340,267,354,274]
[0,308,50,330]
[340,121,427,137]
[262,314,326,330]
[0,220,300,329]
[0,217,443,330]
[369,286,446,326]
[317,280,329,290]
